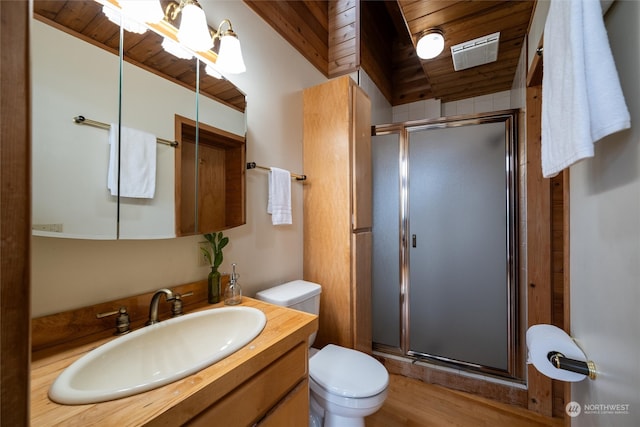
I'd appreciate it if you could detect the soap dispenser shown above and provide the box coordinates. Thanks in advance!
[224,263,242,305]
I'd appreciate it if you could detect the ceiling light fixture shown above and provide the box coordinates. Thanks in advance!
[101,0,246,75]
[416,29,445,60]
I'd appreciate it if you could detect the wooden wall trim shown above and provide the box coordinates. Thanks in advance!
[525,84,554,417]
[0,1,31,424]
[31,279,222,354]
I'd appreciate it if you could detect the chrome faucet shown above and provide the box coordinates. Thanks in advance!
[146,288,176,325]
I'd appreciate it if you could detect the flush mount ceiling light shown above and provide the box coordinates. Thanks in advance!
[416,29,445,60]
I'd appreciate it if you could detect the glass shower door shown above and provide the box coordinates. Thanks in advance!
[407,121,510,372]
[371,131,402,349]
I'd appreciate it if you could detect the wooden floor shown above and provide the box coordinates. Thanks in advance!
[365,375,564,427]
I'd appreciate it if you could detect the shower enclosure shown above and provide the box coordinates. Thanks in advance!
[371,110,520,379]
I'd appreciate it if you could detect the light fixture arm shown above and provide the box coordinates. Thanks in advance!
[164,0,201,23]
[212,19,236,41]
[164,1,180,21]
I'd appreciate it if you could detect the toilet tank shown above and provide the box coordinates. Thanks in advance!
[255,280,321,315]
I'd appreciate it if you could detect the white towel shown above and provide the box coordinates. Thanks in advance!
[541,0,630,178]
[107,124,157,198]
[267,167,292,225]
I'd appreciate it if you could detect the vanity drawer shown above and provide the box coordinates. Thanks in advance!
[187,342,307,426]
[257,378,309,427]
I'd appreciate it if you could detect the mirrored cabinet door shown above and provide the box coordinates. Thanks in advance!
[32,10,120,239]
[117,27,197,239]
[32,0,247,240]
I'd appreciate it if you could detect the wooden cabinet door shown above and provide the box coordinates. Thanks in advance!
[352,231,372,353]
[351,84,372,231]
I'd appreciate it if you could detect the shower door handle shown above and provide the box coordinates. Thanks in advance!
[412,234,417,248]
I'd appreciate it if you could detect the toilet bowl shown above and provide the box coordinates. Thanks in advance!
[255,280,389,427]
[309,344,388,427]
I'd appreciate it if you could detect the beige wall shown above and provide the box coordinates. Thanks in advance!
[570,1,640,425]
[31,1,326,317]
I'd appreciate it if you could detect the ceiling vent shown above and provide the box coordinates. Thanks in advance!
[451,32,500,71]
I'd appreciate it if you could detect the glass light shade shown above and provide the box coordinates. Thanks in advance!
[216,34,246,74]
[118,0,163,23]
[102,4,147,34]
[204,63,223,79]
[177,4,214,52]
[416,31,445,60]
[161,37,194,60]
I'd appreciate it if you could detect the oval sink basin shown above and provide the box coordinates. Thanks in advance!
[49,306,266,405]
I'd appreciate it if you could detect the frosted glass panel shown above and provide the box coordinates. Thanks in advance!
[371,133,401,348]
[408,122,508,370]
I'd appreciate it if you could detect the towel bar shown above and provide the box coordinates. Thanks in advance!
[247,162,306,181]
[73,116,178,147]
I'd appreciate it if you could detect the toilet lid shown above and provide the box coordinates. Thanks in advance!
[309,344,389,398]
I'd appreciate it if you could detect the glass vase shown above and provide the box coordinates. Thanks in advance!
[208,267,221,304]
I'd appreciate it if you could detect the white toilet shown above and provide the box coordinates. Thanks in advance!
[256,280,388,427]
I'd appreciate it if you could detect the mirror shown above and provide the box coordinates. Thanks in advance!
[32,0,247,239]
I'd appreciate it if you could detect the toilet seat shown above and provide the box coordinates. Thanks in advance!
[309,376,388,410]
[309,344,389,398]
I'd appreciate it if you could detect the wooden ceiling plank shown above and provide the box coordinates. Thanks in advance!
[398,0,467,23]
[53,0,103,34]
[435,4,533,46]
[33,0,68,21]
[300,0,329,32]
[244,0,329,74]
[329,39,357,63]
[289,1,329,44]
[329,3,356,33]
[330,0,357,16]
[403,1,506,36]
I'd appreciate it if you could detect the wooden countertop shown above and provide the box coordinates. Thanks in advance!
[31,298,317,426]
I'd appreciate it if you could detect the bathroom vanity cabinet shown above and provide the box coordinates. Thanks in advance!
[303,76,372,352]
[30,298,316,426]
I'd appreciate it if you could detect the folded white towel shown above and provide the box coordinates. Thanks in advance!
[541,0,630,178]
[267,167,292,225]
[107,124,157,198]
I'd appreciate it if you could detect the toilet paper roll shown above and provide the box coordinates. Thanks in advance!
[526,324,587,382]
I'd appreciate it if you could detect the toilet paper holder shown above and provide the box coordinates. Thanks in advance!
[547,351,597,380]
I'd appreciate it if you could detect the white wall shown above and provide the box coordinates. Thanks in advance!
[31,1,326,316]
[570,1,640,424]
[390,90,512,122]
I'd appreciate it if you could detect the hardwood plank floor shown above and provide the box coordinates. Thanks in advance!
[366,375,564,427]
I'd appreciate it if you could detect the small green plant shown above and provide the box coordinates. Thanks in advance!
[201,231,229,270]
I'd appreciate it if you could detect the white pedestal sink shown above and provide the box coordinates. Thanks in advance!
[49,306,267,405]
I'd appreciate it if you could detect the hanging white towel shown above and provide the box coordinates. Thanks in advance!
[267,167,292,225]
[107,124,157,198]
[541,0,630,178]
